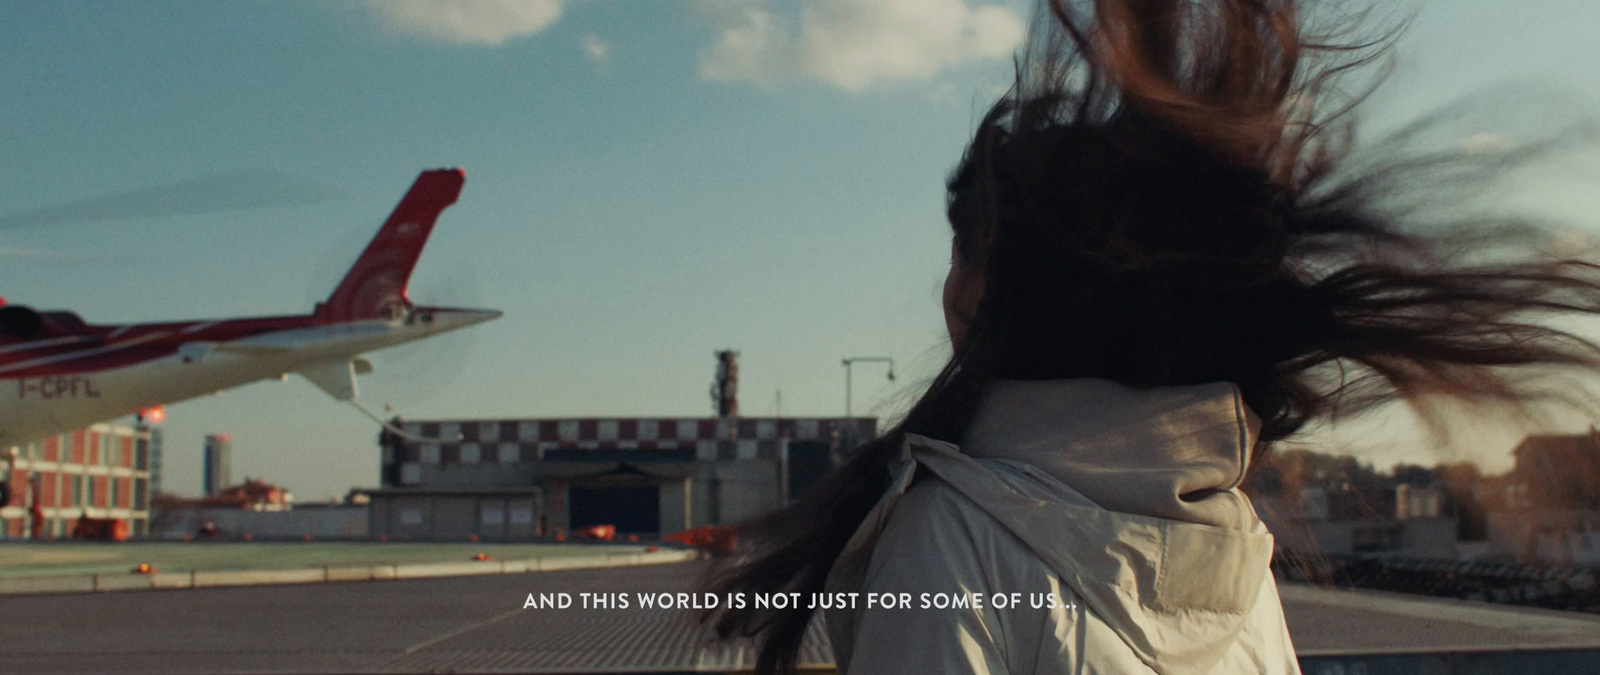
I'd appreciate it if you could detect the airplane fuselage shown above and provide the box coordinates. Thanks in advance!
[1,167,493,455]
[0,306,497,448]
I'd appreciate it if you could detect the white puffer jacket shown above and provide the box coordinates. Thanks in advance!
[824,379,1300,674]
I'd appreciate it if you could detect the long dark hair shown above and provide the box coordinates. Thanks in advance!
[710,1,1600,671]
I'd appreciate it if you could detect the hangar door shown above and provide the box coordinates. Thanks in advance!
[569,486,659,535]
[786,441,834,503]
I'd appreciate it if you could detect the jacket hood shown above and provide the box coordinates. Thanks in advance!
[960,378,1262,531]
[910,379,1276,674]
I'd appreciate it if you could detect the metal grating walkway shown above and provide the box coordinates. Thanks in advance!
[5,559,1600,673]
[0,560,831,674]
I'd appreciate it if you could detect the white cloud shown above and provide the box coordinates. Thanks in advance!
[363,0,566,46]
[698,3,793,86]
[697,0,1024,92]
[581,33,611,62]
[692,0,760,22]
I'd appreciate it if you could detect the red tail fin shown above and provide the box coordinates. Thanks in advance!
[318,168,465,321]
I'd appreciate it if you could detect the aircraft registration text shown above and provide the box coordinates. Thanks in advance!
[15,375,101,399]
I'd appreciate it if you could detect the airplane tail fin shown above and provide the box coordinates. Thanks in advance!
[317,168,465,321]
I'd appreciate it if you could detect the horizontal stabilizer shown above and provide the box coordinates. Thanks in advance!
[298,360,360,402]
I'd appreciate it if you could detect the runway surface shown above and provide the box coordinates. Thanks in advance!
[2,561,1598,674]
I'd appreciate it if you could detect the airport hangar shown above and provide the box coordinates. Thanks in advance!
[367,416,876,540]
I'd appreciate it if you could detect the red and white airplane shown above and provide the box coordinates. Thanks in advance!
[0,168,499,449]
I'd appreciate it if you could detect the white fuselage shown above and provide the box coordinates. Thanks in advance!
[0,309,498,449]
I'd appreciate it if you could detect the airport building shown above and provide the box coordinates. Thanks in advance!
[367,415,874,540]
[1,422,158,538]
[1486,429,1600,566]
[203,434,232,496]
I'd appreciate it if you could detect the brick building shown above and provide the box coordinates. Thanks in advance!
[1,422,157,538]
[1486,429,1600,565]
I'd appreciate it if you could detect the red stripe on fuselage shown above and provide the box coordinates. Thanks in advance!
[0,314,320,378]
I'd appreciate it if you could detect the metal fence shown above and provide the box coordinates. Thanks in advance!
[1275,550,1600,613]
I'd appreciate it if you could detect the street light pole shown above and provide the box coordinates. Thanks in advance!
[845,362,855,418]
[841,356,895,419]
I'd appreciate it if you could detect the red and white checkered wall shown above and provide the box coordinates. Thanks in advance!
[392,417,876,465]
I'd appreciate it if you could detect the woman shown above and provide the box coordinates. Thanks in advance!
[711,1,1600,673]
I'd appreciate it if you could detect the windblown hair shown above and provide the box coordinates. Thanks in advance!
[710,1,1600,672]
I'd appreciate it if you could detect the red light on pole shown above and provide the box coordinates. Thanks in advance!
[139,407,166,425]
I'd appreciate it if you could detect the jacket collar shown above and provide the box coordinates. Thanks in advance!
[959,378,1261,531]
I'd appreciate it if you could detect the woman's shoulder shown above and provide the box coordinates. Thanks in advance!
[866,471,1058,591]
[845,473,1095,674]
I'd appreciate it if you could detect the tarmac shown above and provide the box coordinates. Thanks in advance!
[2,558,1598,674]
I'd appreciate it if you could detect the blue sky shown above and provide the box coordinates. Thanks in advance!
[3,0,1598,499]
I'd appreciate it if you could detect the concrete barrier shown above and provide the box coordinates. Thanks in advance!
[324,566,376,583]
[193,568,326,588]
[149,572,195,590]
[392,560,503,579]
[0,575,95,595]
[535,551,684,571]
[93,574,156,592]
[0,547,703,597]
